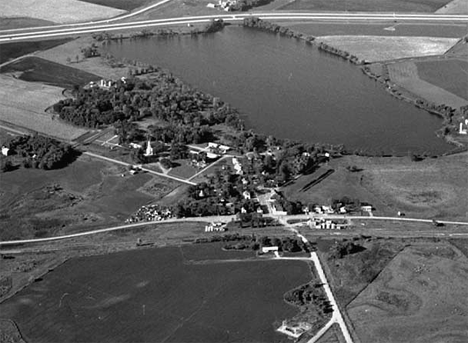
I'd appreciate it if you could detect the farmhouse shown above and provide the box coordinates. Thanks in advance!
[1,146,10,156]
[277,320,312,338]
[261,246,279,254]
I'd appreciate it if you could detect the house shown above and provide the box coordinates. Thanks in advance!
[321,206,334,214]
[277,321,312,338]
[232,157,243,175]
[459,119,468,134]
[261,246,278,254]
[129,142,142,149]
[361,205,373,212]
[242,190,251,200]
[206,2,216,8]
[1,146,9,156]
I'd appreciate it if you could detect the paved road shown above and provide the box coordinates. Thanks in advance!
[0,215,235,246]
[1,12,466,42]
[83,151,196,185]
[278,218,353,343]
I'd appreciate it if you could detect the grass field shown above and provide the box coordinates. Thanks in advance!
[320,238,403,306]
[416,58,468,100]
[277,21,468,39]
[316,36,458,62]
[0,153,177,240]
[0,56,100,88]
[0,39,71,64]
[0,75,89,141]
[282,153,468,220]
[278,0,451,12]
[347,243,468,343]
[387,59,468,109]
[79,0,152,11]
[0,244,310,343]
[2,0,126,24]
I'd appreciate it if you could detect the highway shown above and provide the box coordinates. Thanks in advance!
[1,12,467,42]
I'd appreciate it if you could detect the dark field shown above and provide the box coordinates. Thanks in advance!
[0,56,100,88]
[0,245,311,343]
[0,17,54,30]
[0,39,71,64]
[416,59,468,100]
[79,0,151,11]
[278,0,450,12]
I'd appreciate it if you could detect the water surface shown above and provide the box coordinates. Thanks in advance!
[106,27,453,155]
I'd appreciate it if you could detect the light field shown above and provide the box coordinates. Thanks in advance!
[316,36,458,62]
[0,75,88,141]
[1,0,126,24]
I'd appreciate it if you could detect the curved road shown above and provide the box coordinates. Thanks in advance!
[1,12,467,42]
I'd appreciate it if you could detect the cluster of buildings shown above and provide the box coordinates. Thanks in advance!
[277,321,312,339]
[307,218,346,230]
[85,77,127,90]
[206,0,238,11]
[125,205,172,223]
[204,222,227,232]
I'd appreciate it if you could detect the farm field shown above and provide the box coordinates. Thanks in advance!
[1,0,126,24]
[282,153,468,220]
[79,0,152,11]
[0,244,311,343]
[0,39,71,64]
[316,36,458,62]
[347,243,468,343]
[0,17,54,30]
[416,58,468,100]
[277,21,468,38]
[0,56,100,89]
[36,36,129,79]
[387,59,468,109]
[0,75,89,141]
[278,0,451,12]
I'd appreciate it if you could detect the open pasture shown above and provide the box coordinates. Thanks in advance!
[1,0,126,24]
[0,75,88,141]
[283,153,468,220]
[0,57,100,89]
[0,245,310,343]
[416,58,468,100]
[316,36,458,62]
[278,0,451,13]
[347,243,468,343]
[0,153,170,240]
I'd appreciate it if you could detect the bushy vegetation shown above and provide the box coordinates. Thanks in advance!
[243,17,315,42]
[2,134,79,170]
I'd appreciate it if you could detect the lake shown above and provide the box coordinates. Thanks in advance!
[0,244,310,342]
[105,27,453,155]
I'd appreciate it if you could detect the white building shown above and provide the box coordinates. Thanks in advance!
[144,140,153,156]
